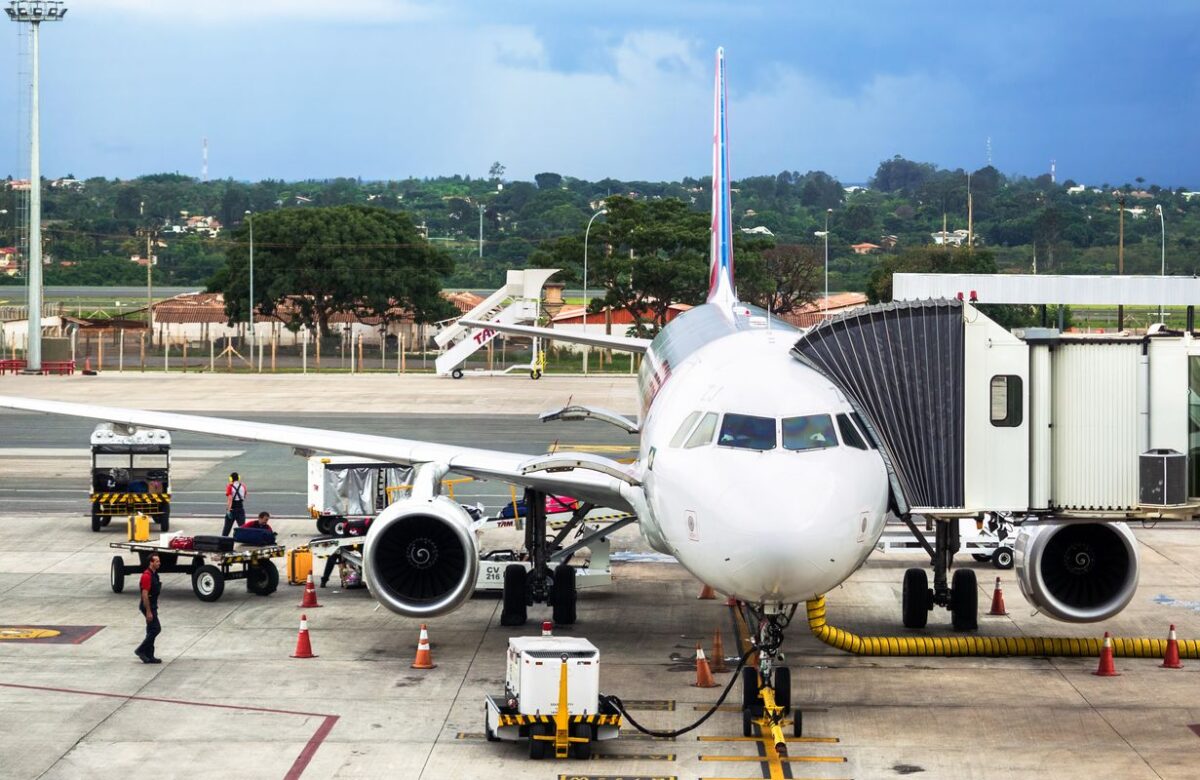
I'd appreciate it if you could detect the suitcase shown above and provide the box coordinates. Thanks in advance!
[287,548,313,585]
[233,526,276,546]
[340,518,370,537]
[127,514,151,542]
[194,534,234,552]
[169,536,194,551]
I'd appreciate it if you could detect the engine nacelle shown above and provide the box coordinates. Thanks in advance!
[362,496,479,618]
[1015,521,1139,623]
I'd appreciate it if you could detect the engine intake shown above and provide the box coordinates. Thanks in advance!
[363,496,479,618]
[1015,521,1139,623]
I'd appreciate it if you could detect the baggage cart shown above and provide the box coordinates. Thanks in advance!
[108,540,285,602]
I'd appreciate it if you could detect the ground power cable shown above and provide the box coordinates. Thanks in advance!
[600,647,754,739]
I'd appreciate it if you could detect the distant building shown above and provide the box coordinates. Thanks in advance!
[781,292,869,329]
[50,177,83,191]
[0,247,19,276]
[1124,206,1147,220]
[851,242,881,255]
[739,225,774,237]
[8,179,30,191]
[879,235,899,249]
[844,185,869,194]
[1067,185,1086,195]
[931,229,972,247]
[1182,192,1200,202]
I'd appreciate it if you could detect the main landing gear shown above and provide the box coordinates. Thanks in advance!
[901,517,977,631]
[500,488,579,628]
[741,605,802,747]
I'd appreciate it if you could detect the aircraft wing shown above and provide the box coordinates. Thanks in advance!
[0,396,641,512]
[459,319,650,354]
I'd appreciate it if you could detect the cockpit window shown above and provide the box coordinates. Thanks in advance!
[836,413,868,450]
[718,414,777,450]
[850,412,877,449]
[670,411,702,448]
[782,414,837,451]
[684,412,719,448]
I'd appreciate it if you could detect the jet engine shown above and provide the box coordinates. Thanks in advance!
[362,496,479,618]
[1015,521,1139,623]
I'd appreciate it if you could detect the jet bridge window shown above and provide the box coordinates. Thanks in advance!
[990,375,1023,427]
[684,412,719,449]
[782,414,838,451]
[718,413,777,450]
[670,411,702,448]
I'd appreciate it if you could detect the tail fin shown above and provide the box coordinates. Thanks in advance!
[708,47,737,306]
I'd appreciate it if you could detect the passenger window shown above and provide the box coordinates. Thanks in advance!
[718,413,777,450]
[670,411,702,448]
[990,375,1023,427]
[836,414,868,450]
[782,414,837,451]
[850,412,877,449]
[684,412,719,449]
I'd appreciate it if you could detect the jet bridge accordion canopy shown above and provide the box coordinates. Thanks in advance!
[790,299,965,514]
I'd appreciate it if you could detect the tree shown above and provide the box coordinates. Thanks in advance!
[534,172,563,190]
[211,205,455,336]
[488,162,506,179]
[742,244,820,315]
[871,156,937,194]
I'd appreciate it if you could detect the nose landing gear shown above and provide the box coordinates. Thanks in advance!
[742,605,802,748]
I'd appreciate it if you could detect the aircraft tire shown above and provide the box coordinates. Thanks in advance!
[741,666,758,711]
[902,568,929,629]
[552,565,577,625]
[500,564,528,626]
[773,666,791,711]
[951,568,978,631]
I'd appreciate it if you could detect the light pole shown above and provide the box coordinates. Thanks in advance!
[582,208,607,375]
[478,204,484,258]
[245,210,254,346]
[1155,203,1165,323]
[7,1,67,372]
[814,208,832,319]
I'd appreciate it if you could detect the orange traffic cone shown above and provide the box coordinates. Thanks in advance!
[710,629,729,673]
[988,577,1008,616]
[692,644,719,688]
[290,614,317,658]
[698,583,717,600]
[1093,631,1119,676]
[1162,624,1183,669]
[299,574,321,608]
[411,624,436,669]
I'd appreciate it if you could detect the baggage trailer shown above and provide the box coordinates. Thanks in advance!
[108,540,285,602]
[90,424,172,533]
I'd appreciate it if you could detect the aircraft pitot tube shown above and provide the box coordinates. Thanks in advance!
[362,496,479,618]
[1015,521,1140,623]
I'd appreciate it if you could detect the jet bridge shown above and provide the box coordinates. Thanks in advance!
[792,299,1200,521]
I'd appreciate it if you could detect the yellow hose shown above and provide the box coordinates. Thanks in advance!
[805,596,1200,659]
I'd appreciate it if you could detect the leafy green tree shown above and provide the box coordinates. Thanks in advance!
[740,244,820,315]
[211,205,455,336]
[871,156,937,194]
[534,172,563,190]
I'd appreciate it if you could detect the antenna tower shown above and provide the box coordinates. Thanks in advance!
[986,136,992,167]
[1050,159,1056,184]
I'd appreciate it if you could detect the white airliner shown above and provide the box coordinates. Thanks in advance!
[0,49,891,700]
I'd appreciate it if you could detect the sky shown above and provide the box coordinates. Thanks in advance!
[1,0,1198,188]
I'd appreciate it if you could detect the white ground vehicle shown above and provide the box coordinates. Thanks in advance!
[90,424,171,533]
[484,631,621,759]
[306,456,411,535]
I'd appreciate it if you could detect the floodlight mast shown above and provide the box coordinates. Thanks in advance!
[7,1,67,373]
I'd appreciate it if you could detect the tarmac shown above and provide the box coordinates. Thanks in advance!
[1,374,1199,779]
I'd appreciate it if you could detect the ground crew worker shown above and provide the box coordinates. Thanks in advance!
[244,511,273,532]
[134,553,162,664]
[223,472,247,535]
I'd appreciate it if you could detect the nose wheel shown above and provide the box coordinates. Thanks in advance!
[742,605,803,743]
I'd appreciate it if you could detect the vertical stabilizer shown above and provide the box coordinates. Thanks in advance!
[708,48,737,306]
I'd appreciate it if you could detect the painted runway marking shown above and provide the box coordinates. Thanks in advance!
[0,681,338,779]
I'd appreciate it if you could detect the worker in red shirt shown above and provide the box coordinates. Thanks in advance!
[223,472,248,536]
[134,553,163,664]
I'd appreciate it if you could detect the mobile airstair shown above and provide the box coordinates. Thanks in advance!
[435,269,559,378]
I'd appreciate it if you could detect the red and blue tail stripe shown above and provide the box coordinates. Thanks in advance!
[708,47,737,306]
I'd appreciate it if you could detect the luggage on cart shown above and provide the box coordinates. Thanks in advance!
[340,518,370,537]
[233,526,276,546]
[194,535,235,552]
[169,536,195,551]
[127,514,151,542]
[287,548,313,585]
